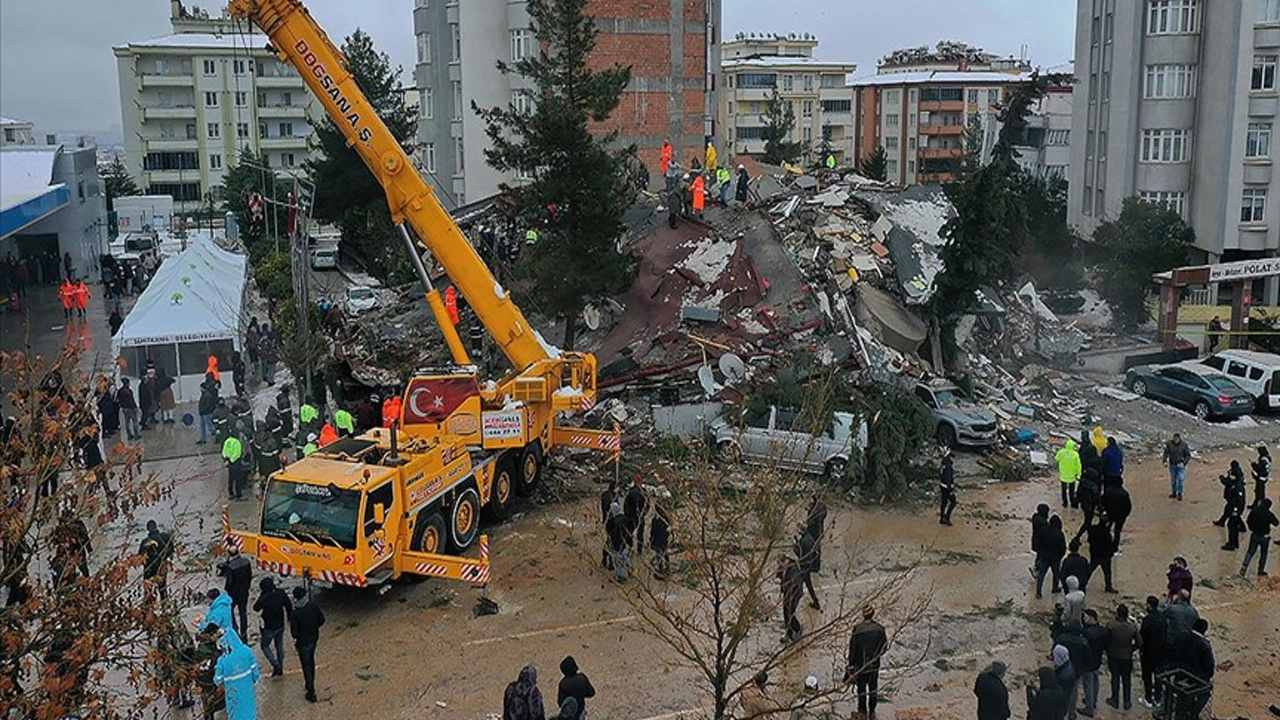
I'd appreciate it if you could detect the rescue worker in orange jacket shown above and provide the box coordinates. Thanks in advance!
[318,423,338,447]
[382,395,402,428]
[660,139,673,176]
[206,355,221,382]
[59,279,74,319]
[71,279,90,319]
[444,285,460,326]
[691,174,706,218]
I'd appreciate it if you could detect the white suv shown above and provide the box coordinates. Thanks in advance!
[1194,349,1280,409]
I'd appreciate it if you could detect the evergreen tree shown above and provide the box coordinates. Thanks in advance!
[762,90,804,166]
[101,156,140,213]
[858,146,888,181]
[1092,197,1194,330]
[473,0,635,349]
[307,29,415,283]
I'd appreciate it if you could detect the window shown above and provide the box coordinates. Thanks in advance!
[202,59,216,76]
[258,92,268,108]
[236,122,249,139]
[821,99,851,113]
[1254,55,1278,91]
[261,154,269,167]
[908,160,915,173]
[802,101,812,117]
[455,137,465,172]
[362,482,395,540]
[209,153,222,170]
[1105,12,1115,42]
[1045,129,1070,145]
[510,29,532,61]
[908,137,916,150]
[1144,64,1196,98]
[920,87,964,102]
[259,122,268,139]
[143,151,199,170]
[968,89,979,104]
[1099,131,1108,160]
[185,123,197,140]
[1148,0,1199,35]
[885,89,900,105]
[450,24,460,63]
[1083,185,1094,215]
[988,88,1000,104]
[3,129,12,142]
[885,136,899,150]
[279,122,294,138]
[728,101,735,116]
[424,142,436,173]
[1096,188,1105,214]
[1140,129,1191,162]
[909,113,916,127]
[1242,188,1267,222]
[919,110,930,125]
[738,73,776,88]
[513,91,533,115]
[423,87,434,119]
[204,91,218,107]
[206,122,220,139]
[283,153,296,168]
[418,32,431,63]
[1248,122,1273,158]
[233,59,246,75]
[885,113,899,128]
[886,158,898,176]
[803,74,813,91]
[281,92,292,107]
[803,127,811,141]
[234,91,247,107]
[452,81,463,120]
[783,75,794,92]
[1262,0,1280,22]
[909,88,917,103]
[736,126,767,140]
[1139,190,1187,216]
[820,74,842,89]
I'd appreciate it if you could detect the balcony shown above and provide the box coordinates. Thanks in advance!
[918,100,964,112]
[257,104,308,118]
[141,106,196,122]
[143,138,198,151]
[734,88,776,103]
[919,147,964,159]
[143,168,198,183]
[919,124,965,136]
[259,136,308,149]
[255,74,304,88]
[139,73,193,88]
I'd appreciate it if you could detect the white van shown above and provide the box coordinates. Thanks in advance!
[1194,349,1280,409]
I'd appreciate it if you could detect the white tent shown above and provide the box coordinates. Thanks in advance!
[112,239,248,403]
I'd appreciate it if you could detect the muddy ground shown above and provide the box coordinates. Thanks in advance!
[203,441,1278,720]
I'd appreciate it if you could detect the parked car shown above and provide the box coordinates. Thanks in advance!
[345,285,377,314]
[1125,364,1255,420]
[1189,349,1280,410]
[913,381,999,448]
[711,405,866,481]
[310,247,338,270]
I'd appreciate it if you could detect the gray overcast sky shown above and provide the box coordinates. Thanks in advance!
[0,0,1076,136]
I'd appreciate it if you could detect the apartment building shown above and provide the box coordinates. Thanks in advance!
[113,2,320,213]
[980,77,1075,179]
[719,34,857,165]
[0,117,37,147]
[414,0,722,207]
[1069,0,1280,304]
[850,42,1031,185]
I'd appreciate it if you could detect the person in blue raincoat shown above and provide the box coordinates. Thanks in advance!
[213,626,261,720]
[205,588,234,633]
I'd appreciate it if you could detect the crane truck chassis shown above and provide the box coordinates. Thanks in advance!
[222,0,622,589]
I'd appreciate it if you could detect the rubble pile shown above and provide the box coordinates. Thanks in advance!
[334,295,452,387]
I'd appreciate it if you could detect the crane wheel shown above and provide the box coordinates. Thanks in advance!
[485,457,516,520]
[517,442,543,496]
[412,511,447,555]
[449,486,482,551]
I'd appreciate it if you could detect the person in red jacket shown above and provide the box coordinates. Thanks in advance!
[58,279,74,319]
[382,394,402,428]
[318,423,338,447]
[690,174,706,218]
[444,285,460,326]
[71,278,90,319]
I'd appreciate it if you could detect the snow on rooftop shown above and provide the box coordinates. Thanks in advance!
[0,117,32,126]
[723,56,856,69]
[117,33,272,51]
[0,147,61,211]
[847,70,1031,87]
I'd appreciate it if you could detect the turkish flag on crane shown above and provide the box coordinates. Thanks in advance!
[402,377,479,425]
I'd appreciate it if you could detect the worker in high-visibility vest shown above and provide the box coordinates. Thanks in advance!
[334,405,355,437]
[302,433,318,457]
[299,402,319,433]
[716,167,732,206]
[221,432,246,500]
[382,394,402,428]
[318,423,338,447]
[525,228,539,246]
[444,285,460,326]
[826,154,836,170]
[705,141,718,175]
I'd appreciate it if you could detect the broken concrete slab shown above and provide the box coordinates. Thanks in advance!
[680,305,722,323]
[794,175,819,191]
[1095,386,1141,402]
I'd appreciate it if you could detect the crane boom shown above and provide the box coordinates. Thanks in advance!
[229,0,550,371]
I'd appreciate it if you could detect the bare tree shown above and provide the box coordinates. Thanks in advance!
[1,344,185,719]
[599,444,931,720]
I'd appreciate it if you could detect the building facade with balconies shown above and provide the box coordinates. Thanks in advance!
[719,34,856,165]
[850,42,1032,186]
[113,2,320,213]
[1069,0,1280,305]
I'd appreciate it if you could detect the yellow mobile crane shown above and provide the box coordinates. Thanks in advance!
[222,0,620,588]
